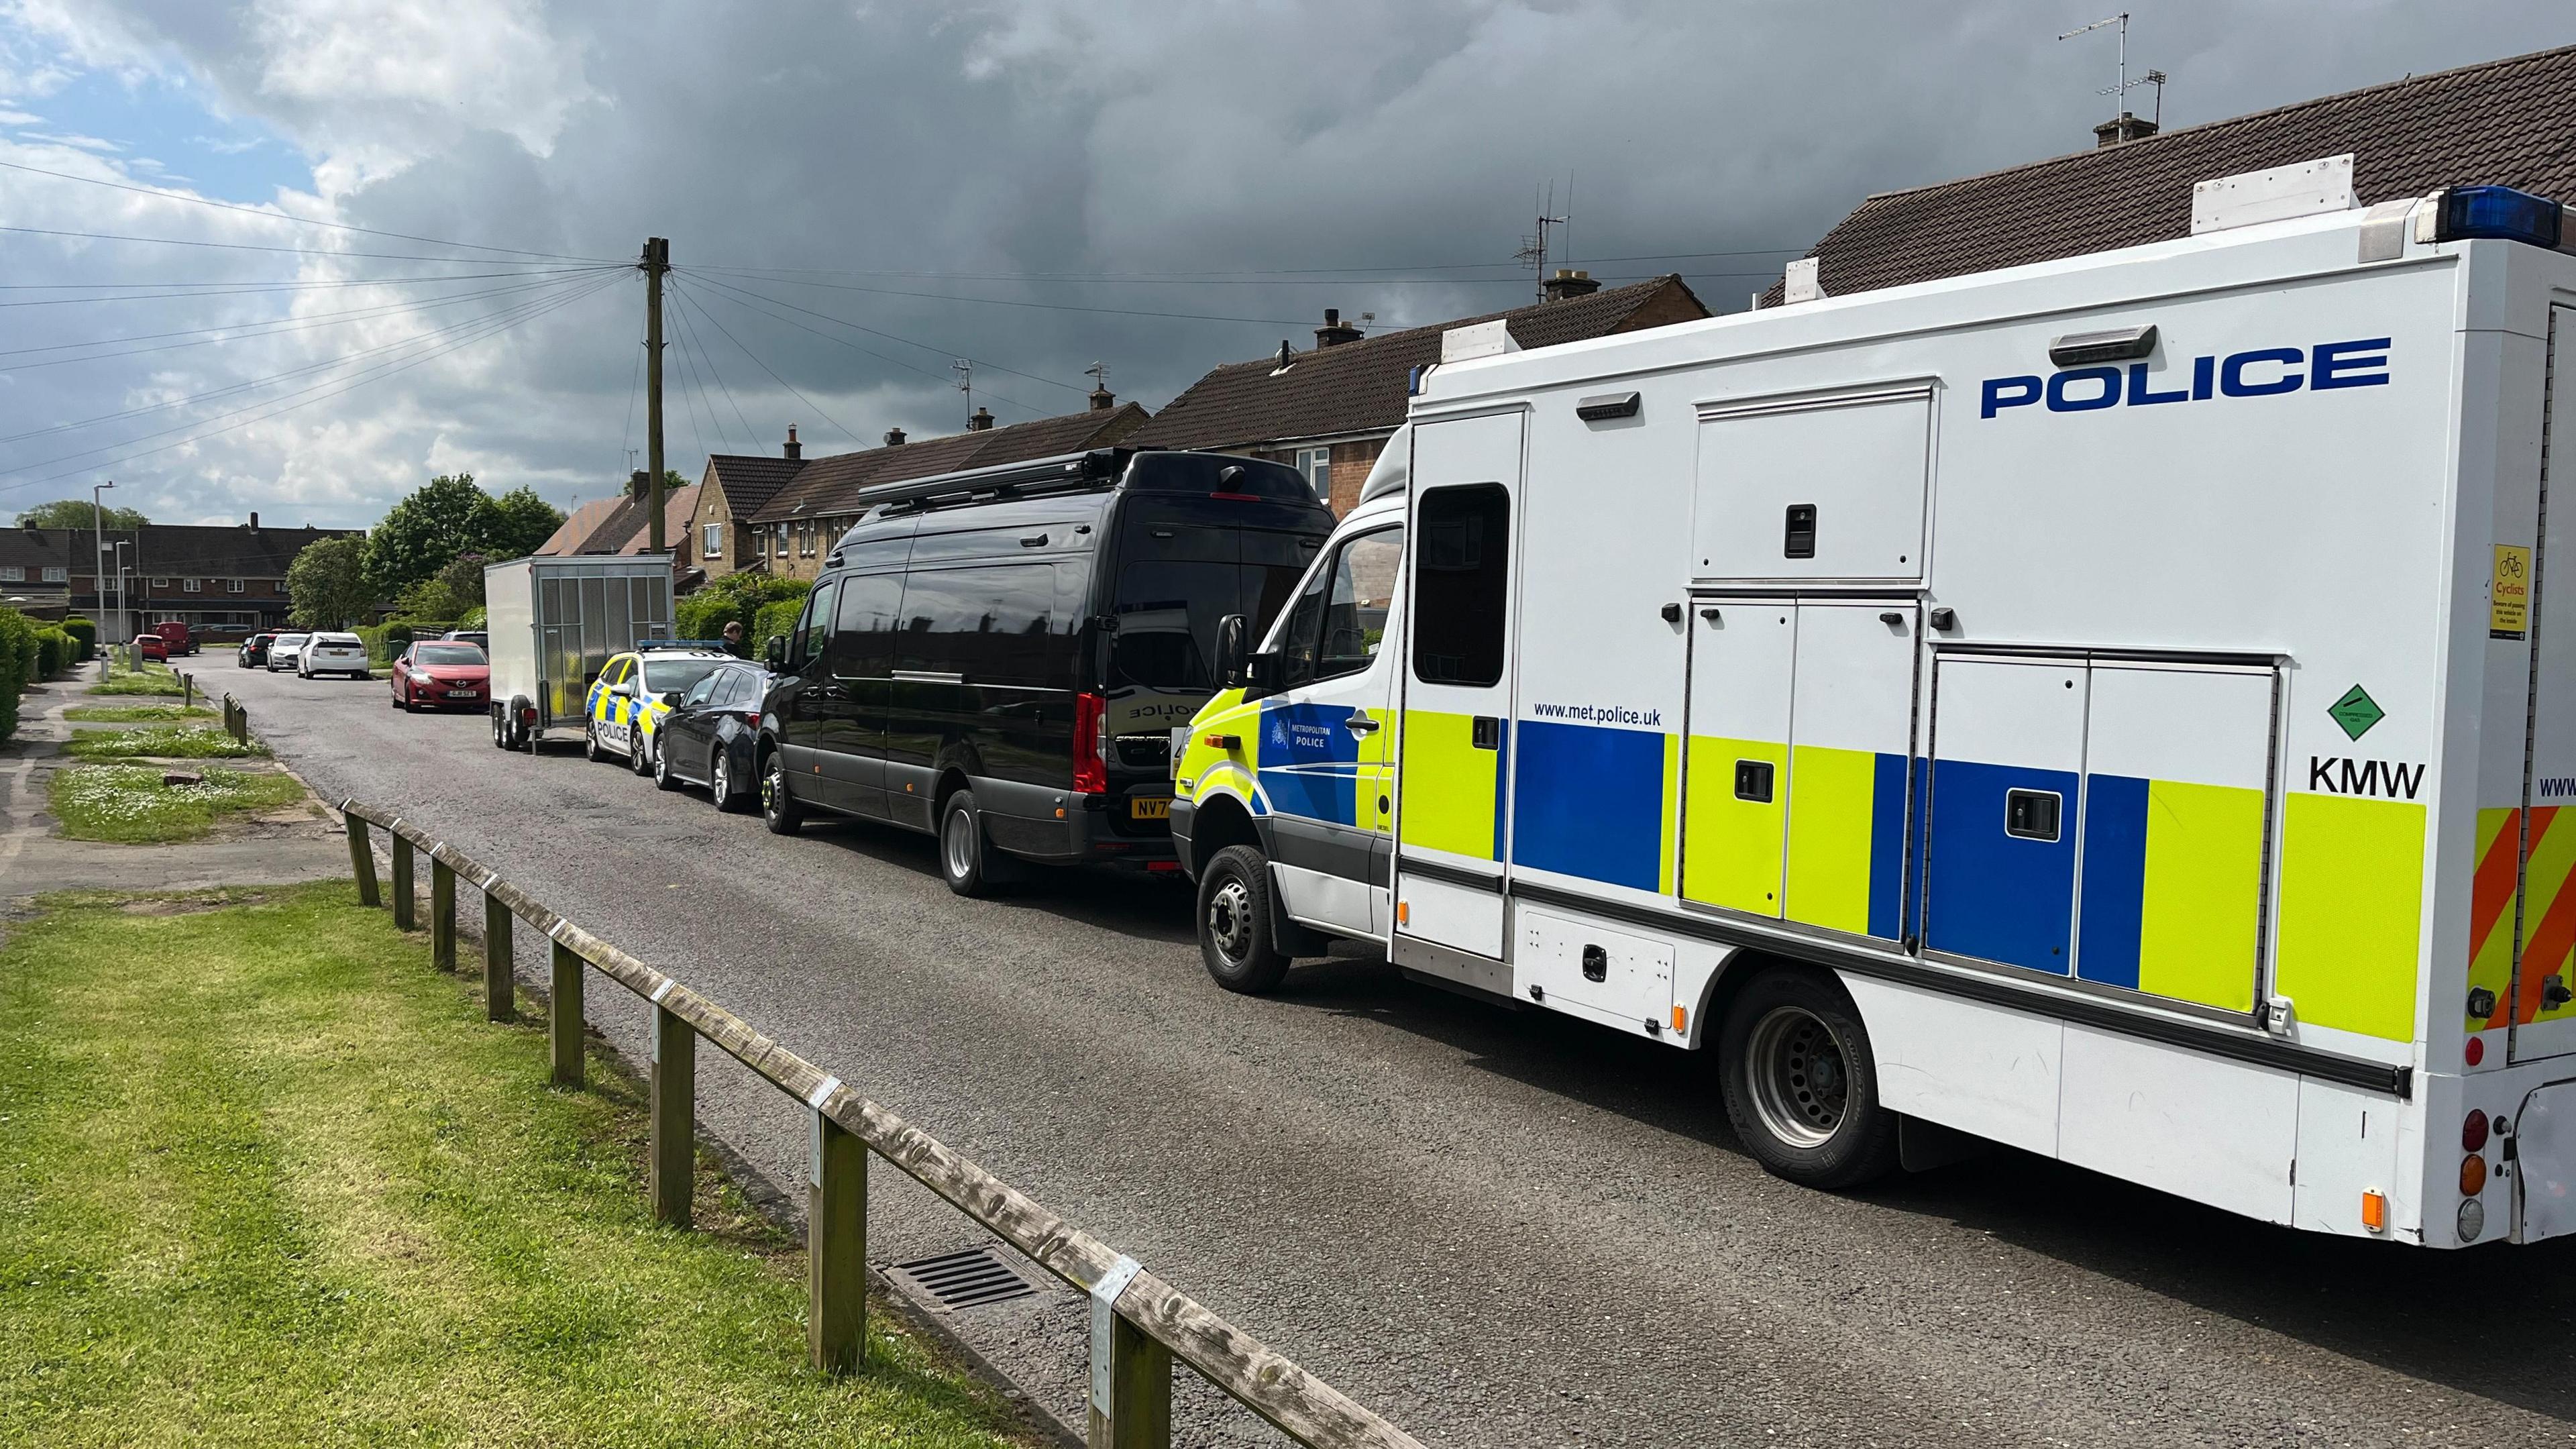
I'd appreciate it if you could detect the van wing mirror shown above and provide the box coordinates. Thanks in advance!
[1244,649,1283,698]
[1214,613,1249,688]
[763,634,786,669]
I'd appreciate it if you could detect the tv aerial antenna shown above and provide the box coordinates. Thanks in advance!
[2059,13,2167,128]
[952,358,973,423]
[1514,179,1569,303]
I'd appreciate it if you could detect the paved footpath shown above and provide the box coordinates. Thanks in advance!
[213,661,2576,1448]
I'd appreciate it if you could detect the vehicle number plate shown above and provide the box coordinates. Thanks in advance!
[1130,797,1171,820]
[446,689,476,697]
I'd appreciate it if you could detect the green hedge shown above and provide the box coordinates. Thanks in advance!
[36,628,71,678]
[60,616,96,662]
[750,598,804,661]
[0,610,36,741]
[676,574,808,645]
[456,605,488,629]
[356,620,459,664]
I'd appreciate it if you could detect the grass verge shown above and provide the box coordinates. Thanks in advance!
[45,765,307,842]
[84,663,189,698]
[62,725,268,761]
[0,883,1030,1448]
[60,705,217,723]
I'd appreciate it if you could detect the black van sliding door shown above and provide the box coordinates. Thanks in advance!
[820,572,902,819]
[884,562,1065,832]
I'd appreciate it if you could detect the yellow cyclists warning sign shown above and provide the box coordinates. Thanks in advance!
[2495,543,2532,639]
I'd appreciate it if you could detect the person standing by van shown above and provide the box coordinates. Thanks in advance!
[720,619,749,659]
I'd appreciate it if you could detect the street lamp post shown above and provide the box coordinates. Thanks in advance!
[91,480,113,641]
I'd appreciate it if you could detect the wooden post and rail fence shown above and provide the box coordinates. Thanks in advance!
[336,798,1424,1449]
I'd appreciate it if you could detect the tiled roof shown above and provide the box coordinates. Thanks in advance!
[1770,43,2576,304]
[749,402,1150,523]
[1125,276,1707,451]
[535,496,623,555]
[702,453,810,517]
[48,522,357,580]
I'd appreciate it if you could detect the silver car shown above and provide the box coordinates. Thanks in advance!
[299,631,372,680]
[266,632,310,672]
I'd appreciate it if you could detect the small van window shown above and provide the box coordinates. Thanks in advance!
[896,565,1058,687]
[1411,484,1509,687]
[1279,527,1402,688]
[829,574,904,678]
[800,580,839,667]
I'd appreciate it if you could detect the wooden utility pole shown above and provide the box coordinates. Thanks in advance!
[641,236,670,554]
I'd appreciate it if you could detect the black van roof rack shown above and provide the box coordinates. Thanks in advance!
[861,448,1132,515]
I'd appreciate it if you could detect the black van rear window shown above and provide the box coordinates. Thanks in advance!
[1122,452,1315,503]
[1110,556,1307,691]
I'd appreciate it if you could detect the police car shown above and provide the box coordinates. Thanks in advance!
[582,643,735,775]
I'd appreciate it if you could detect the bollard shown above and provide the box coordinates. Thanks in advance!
[345,811,380,908]
[549,941,583,1087]
[649,998,694,1227]
[808,1102,866,1375]
[182,673,193,708]
[1088,1263,1171,1449]
[431,857,455,971]
[390,834,416,932]
[482,889,514,1022]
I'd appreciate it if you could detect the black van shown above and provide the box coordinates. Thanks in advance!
[758,447,1333,893]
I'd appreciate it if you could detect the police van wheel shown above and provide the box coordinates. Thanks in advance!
[1719,967,1898,1190]
[761,751,804,836]
[1197,845,1290,995]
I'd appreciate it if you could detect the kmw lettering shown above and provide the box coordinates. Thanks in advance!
[2308,755,2425,800]
[1982,338,2390,419]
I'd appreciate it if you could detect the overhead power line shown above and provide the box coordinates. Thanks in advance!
[684,265,1316,328]
[681,273,1049,417]
[0,223,625,269]
[667,281,869,449]
[687,246,1806,281]
[0,156,619,263]
[0,264,619,306]
[683,270,1085,396]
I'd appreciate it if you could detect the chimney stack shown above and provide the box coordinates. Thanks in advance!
[1543,268,1600,303]
[783,424,802,460]
[967,407,994,432]
[246,511,260,531]
[1089,383,1116,411]
[1313,307,1363,349]
[883,426,907,447]
[630,469,651,500]
[2093,112,2158,147]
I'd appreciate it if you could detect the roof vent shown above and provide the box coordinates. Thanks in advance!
[2192,154,2356,235]
[1440,319,1521,363]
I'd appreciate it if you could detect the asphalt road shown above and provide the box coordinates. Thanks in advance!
[217,659,2576,1448]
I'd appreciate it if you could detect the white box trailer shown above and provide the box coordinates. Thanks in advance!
[1171,176,2576,1248]
[483,554,673,750]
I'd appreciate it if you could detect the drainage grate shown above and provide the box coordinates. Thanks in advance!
[885,1245,1042,1312]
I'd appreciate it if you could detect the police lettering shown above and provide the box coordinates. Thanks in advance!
[1981,338,2391,419]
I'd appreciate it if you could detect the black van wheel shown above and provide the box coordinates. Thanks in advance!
[1197,844,1291,994]
[939,790,1007,898]
[1719,967,1899,1189]
[761,751,803,835]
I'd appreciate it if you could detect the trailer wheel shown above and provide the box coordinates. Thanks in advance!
[760,750,803,836]
[490,707,508,750]
[1196,844,1291,995]
[1719,967,1898,1189]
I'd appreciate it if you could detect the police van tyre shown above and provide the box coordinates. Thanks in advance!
[1196,845,1291,995]
[1718,967,1898,1189]
[760,751,804,836]
[938,789,1012,898]
[651,738,682,791]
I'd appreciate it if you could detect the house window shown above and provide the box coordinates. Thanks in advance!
[42,566,66,583]
[1293,446,1332,498]
[798,521,816,557]
[776,523,790,557]
[0,567,21,582]
[152,577,170,588]
[702,521,722,558]
[227,578,246,594]
[184,578,202,592]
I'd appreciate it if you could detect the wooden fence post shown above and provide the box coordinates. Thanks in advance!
[649,999,694,1227]
[549,941,584,1087]
[431,857,455,971]
[483,890,514,1022]
[1089,1263,1171,1449]
[181,673,193,708]
[344,811,380,907]
[809,1106,866,1375]
[390,834,415,932]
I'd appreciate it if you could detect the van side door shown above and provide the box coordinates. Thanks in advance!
[1260,524,1405,937]
[775,579,838,800]
[820,574,902,818]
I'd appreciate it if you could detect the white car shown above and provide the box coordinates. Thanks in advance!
[266,632,310,672]
[298,632,372,679]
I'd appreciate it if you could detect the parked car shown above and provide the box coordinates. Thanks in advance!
[582,644,733,775]
[390,641,490,712]
[265,632,311,672]
[152,621,196,656]
[238,633,276,668]
[194,624,254,650]
[442,629,489,651]
[298,631,371,679]
[130,633,169,663]
[649,659,772,810]
[757,446,1333,895]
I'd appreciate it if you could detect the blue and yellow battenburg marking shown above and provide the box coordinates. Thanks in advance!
[1683,739,1909,938]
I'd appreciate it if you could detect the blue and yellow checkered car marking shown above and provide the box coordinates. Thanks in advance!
[1399,709,1505,861]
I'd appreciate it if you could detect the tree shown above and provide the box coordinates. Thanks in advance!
[393,576,466,621]
[436,551,488,610]
[287,536,373,629]
[17,499,148,529]
[362,474,567,598]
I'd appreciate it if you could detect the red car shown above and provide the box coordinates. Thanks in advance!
[153,621,197,656]
[130,633,168,663]
[390,640,490,712]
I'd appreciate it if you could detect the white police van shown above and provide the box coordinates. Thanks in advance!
[1171,160,2576,1248]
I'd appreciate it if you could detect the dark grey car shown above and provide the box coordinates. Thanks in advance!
[650,660,771,811]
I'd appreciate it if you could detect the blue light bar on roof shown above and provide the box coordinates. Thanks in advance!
[2434,186,2565,249]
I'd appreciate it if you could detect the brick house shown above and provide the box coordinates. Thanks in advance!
[48,514,359,639]
[1758,43,2576,307]
[0,527,80,620]
[1124,272,1707,514]
[535,471,702,568]
[741,397,1150,583]
[683,427,814,583]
